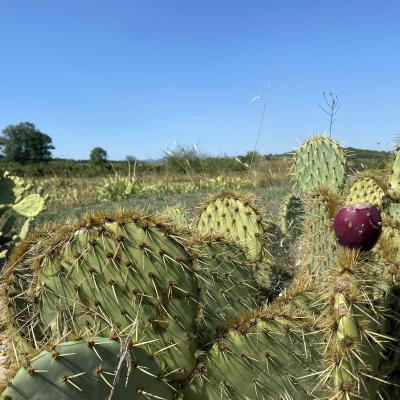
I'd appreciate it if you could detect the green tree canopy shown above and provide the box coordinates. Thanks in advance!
[0,122,54,164]
[90,147,108,165]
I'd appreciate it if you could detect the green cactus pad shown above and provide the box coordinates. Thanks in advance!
[183,277,323,399]
[299,187,339,275]
[388,144,400,201]
[190,235,259,340]
[6,210,199,380]
[293,135,347,193]
[0,172,47,264]
[197,192,269,262]
[257,222,294,293]
[0,338,173,400]
[11,193,46,217]
[344,175,386,208]
[0,174,29,206]
[280,194,304,237]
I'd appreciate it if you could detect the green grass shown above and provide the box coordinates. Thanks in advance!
[34,183,291,226]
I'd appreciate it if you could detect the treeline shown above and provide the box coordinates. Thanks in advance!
[0,121,392,177]
[0,156,252,177]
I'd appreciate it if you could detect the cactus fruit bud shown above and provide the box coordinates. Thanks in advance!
[333,204,382,251]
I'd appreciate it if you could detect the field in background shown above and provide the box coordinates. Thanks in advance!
[24,146,391,227]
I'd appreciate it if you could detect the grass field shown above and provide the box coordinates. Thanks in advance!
[35,181,291,226]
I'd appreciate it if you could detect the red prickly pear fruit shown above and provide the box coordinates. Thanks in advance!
[333,203,382,251]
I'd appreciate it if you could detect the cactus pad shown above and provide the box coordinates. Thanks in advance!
[183,278,323,399]
[293,135,347,193]
[344,175,386,208]
[6,210,199,380]
[299,187,339,274]
[388,144,400,201]
[0,338,173,400]
[191,235,259,340]
[197,192,268,262]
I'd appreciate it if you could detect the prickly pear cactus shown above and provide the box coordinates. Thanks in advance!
[191,235,259,341]
[299,187,339,274]
[0,337,173,400]
[197,192,269,262]
[0,171,47,263]
[293,135,347,193]
[344,175,386,208]
[388,144,400,201]
[318,248,399,399]
[5,210,199,380]
[183,276,324,399]
[280,193,304,237]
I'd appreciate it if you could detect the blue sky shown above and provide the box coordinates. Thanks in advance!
[0,1,399,160]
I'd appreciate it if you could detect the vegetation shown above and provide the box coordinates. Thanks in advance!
[2,134,400,399]
[0,122,54,164]
[89,146,108,166]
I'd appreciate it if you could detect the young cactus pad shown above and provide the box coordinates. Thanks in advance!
[0,338,173,400]
[293,136,347,193]
[344,175,386,208]
[6,210,199,380]
[197,192,268,262]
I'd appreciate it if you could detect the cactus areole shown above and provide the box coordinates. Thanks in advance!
[333,203,382,251]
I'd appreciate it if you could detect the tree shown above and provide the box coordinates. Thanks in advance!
[0,122,54,164]
[90,147,108,166]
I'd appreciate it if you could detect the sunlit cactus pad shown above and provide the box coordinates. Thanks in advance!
[183,282,323,400]
[0,337,173,400]
[344,175,386,208]
[197,192,269,262]
[5,210,199,380]
[293,135,347,193]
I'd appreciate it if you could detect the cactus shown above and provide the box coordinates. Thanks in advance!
[299,187,339,274]
[0,171,47,264]
[293,135,347,193]
[190,235,260,341]
[197,192,269,262]
[344,175,386,208]
[388,144,400,201]
[280,193,304,237]
[318,248,399,399]
[5,210,199,380]
[183,275,324,399]
[0,337,173,399]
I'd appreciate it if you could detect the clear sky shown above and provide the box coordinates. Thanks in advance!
[0,1,399,160]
